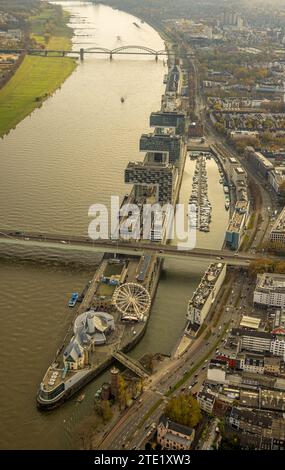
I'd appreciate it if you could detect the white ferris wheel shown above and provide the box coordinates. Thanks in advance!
[113,282,151,321]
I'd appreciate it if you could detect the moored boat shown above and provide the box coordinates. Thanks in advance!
[68,292,78,308]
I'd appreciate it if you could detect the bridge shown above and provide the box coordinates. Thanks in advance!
[112,351,150,379]
[0,228,273,266]
[0,45,178,61]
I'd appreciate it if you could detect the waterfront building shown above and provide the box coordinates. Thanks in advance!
[157,415,195,450]
[268,167,285,195]
[254,272,285,308]
[165,65,182,97]
[63,337,86,371]
[139,130,183,167]
[225,200,249,250]
[245,146,274,178]
[187,263,227,327]
[125,157,176,206]
[149,111,185,135]
[231,166,247,188]
[269,206,285,244]
[63,310,115,371]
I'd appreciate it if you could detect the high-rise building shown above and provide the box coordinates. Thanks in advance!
[139,131,182,166]
[125,159,176,206]
[149,111,185,135]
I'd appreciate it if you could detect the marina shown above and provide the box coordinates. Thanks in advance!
[189,154,212,233]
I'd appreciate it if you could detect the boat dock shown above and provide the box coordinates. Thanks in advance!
[189,155,212,232]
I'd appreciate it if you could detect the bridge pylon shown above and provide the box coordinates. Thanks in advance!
[110,52,113,60]
[80,48,84,61]
[155,54,158,62]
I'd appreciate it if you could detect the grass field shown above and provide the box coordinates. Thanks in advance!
[0,2,77,137]
[30,5,73,50]
[0,55,76,137]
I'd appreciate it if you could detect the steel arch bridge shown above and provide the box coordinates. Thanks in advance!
[0,45,170,60]
[84,46,112,53]
[112,45,160,54]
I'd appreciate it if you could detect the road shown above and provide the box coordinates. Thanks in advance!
[96,269,247,450]
[0,229,281,266]
[191,53,279,253]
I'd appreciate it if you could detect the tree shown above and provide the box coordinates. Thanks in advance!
[249,258,275,275]
[164,393,201,428]
[117,376,131,410]
[101,400,113,423]
[94,400,113,423]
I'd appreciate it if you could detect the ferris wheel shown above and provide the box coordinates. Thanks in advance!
[113,282,151,321]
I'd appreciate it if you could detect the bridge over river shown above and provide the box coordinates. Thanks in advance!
[0,45,194,61]
[0,229,273,266]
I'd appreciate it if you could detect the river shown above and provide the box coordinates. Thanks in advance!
[0,1,228,449]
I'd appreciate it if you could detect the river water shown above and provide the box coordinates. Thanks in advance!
[0,1,228,449]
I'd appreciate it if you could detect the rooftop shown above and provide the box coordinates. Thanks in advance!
[240,315,261,329]
[188,263,225,310]
[231,328,273,340]
[159,415,194,437]
[271,206,285,235]
[256,272,285,293]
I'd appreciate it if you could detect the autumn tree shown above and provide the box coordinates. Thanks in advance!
[94,400,113,423]
[164,393,201,428]
[117,376,131,410]
[249,258,275,275]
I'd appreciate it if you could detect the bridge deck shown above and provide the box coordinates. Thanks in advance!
[112,351,149,379]
[0,229,266,266]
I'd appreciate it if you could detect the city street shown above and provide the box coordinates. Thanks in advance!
[97,268,249,450]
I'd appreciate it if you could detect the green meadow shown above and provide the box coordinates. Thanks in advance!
[0,55,76,137]
[0,2,77,137]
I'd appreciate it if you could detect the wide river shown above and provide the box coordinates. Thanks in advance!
[0,1,228,449]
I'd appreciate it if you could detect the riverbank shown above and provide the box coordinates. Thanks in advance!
[0,2,76,138]
[0,55,76,137]
[30,2,73,50]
